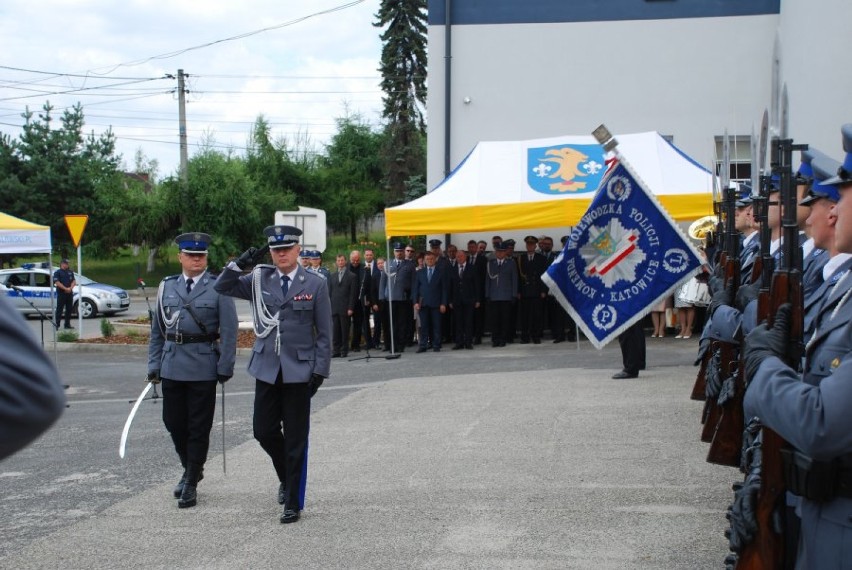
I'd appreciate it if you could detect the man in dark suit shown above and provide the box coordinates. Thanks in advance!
[412,250,449,352]
[215,225,331,524]
[449,249,480,349]
[347,250,369,352]
[330,254,357,358]
[516,235,548,344]
[466,240,488,344]
[363,249,381,349]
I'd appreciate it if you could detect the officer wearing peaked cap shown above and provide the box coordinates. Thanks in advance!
[214,225,331,524]
[742,124,852,569]
[147,232,238,508]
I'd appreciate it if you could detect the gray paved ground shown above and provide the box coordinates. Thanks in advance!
[0,333,737,569]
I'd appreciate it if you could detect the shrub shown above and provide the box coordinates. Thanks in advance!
[57,330,78,342]
[100,318,115,337]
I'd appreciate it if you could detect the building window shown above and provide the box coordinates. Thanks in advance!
[714,135,751,183]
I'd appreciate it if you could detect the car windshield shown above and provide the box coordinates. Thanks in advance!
[75,274,95,285]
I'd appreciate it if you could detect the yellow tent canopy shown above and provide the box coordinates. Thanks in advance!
[385,131,714,236]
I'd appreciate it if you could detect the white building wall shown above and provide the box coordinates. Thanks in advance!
[428,15,780,193]
[777,0,852,160]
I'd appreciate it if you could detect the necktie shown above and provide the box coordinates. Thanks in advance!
[529,254,533,261]
[428,267,433,282]
[185,278,193,294]
[338,271,344,283]
[459,265,464,278]
[281,275,290,297]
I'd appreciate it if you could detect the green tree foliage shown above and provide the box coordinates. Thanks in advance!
[318,114,384,243]
[246,116,318,206]
[374,0,427,205]
[0,102,124,253]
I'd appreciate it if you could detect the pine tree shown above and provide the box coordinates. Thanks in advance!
[374,0,427,205]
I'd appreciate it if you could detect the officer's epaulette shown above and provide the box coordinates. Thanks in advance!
[162,274,180,282]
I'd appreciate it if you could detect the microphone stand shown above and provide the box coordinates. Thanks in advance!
[12,286,57,347]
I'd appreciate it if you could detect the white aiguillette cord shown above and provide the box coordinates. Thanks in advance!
[250,266,281,354]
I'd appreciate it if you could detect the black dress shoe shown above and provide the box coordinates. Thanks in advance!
[351,347,361,352]
[552,338,564,344]
[611,370,638,379]
[280,508,301,524]
[278,482,286,505]
[532,339,541,344]
[332,352,341,358]
[452,344,464,350]
[173,469,203,498]
[473,338,482,345]
[464,344,473,350]
[520,339,530,344]
[433,347,441,352]
[178,484,197,508]
[416,347,428,353]
[342,352,348,357]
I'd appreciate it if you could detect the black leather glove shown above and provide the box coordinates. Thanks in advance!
[709,280,734,317]
[146,371,160,384]
[708,275,724,297]
[309,373,324,397]
[743,303,792,384]
[735,281,760,312]
[693,336,711,366]
[217,374,231,384]
[235,245,270,270]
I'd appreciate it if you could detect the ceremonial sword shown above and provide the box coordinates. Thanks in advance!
[119,380,158,458]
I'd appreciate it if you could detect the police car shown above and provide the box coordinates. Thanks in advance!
[0,263,131,319]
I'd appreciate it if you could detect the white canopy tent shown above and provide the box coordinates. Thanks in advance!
[385,131,714,236]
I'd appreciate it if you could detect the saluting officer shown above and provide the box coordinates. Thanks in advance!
[215,225,331,524]
[147,232,238,509]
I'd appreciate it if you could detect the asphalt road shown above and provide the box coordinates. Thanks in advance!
[0,334,705,562]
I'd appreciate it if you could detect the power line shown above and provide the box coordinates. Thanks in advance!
[88,0,367,75]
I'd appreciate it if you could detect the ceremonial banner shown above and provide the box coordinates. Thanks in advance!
[542,159,703,349]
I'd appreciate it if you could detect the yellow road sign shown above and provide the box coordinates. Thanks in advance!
[64,215,89,248]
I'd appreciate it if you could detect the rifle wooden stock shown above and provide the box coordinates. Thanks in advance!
[690,352,708,401]
[706,364,745,466]
[735,270,803,568]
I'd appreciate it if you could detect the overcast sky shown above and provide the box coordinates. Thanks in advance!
[0,0,385,177]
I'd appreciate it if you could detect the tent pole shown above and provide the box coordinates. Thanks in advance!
[385,238,396,356]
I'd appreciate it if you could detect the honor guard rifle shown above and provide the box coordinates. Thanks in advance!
[700,181,741,445]
[734,133,806,570]
[706,113,770,466]
[691,141,730,402]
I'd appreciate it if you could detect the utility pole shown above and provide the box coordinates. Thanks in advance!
[177,69,189,227]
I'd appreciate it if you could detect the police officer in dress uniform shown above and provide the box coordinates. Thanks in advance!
[485,242,518,347]
[214,225,331,524]
[308,250,331,280]
[743,124,852,569]
[147,232,238,508]
[380,242,415,352]
[53,258,76,328]
[0,293,65,460]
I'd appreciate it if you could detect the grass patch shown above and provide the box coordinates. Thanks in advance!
[57,329,78,342]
